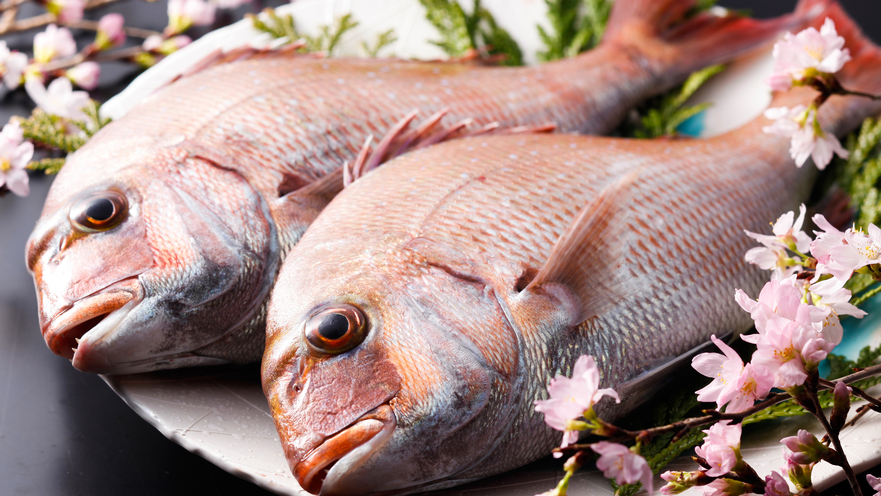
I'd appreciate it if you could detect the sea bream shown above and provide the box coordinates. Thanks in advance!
[260,2,881,494]
[26,0,800,374]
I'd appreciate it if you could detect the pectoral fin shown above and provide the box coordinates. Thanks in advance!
[523,171,640,324]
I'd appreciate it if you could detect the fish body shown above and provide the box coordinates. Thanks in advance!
[26,0,797,374]
[261,3,881,494]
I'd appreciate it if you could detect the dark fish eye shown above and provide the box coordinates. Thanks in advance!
[69,190,128,232]
[304,304,368,354]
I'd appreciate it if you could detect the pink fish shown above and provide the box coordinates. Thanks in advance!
[261,1,879,494]
[26,0,800,374]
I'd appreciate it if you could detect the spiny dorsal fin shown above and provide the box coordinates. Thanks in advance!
[344,109,557,187]
[524,171,640,323]
[170,41,309,85]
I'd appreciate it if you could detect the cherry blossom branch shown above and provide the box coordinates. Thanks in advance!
[67,19,160,39]
[0,0,30,12]
[555,393,792,455]
[40,44,145,72]
[818,377,881,410]
[800,384,862,496]
[0,0,126,35]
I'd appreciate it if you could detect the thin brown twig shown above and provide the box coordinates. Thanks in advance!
[557,392,792,454]
[0,6,16,31]
[818,377,881,410]
[67,19,161,39]
[0,0,29,12]
[0,0,138,35]
[41,44,144,72]
[805,388,862,496]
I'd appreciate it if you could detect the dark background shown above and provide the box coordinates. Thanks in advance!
[1,1,880,495]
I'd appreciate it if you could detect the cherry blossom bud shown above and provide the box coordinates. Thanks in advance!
[697,478,754,496]
[829,381,851,433]
[781,430,830,465]
[45,0,84,23]
[764,471,793,496]
[33,24,76,64]
[660,471,711,495]
[783,452,814,491]
[95,13,126,50]
[867,474,881,496]
[66,62,100,90]
[0,41,28,89]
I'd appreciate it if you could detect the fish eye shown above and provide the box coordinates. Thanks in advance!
[303,304,368,354]
[69,190,128,233]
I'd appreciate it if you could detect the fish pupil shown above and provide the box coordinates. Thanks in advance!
[318,313,350,340]
[86,198,115,222]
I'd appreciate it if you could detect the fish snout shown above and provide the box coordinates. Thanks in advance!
[291,404,396,496]
[41,277,143,369]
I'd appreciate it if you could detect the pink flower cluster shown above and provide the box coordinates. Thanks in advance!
[534,355,619,456]
[762,18,851,170]
[694,205,867,414]
[0,121,34,197]
[534,356,652,493]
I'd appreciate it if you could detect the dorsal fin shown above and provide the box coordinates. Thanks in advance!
[524,171,640,323]
[345,109,556,186]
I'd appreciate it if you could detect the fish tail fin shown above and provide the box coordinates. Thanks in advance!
[603,0,811,79]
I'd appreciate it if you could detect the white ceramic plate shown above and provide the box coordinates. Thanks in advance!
[100,2,881,494]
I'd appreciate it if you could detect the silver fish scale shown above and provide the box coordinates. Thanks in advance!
[290,122,814,476]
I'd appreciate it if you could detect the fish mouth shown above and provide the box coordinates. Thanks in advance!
[295,404,396,495]
[42,277,143,368]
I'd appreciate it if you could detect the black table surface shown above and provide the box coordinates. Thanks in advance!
[2,1,881,495]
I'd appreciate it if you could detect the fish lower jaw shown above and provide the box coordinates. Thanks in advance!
[43,278,142,364]
[294,404,396,496]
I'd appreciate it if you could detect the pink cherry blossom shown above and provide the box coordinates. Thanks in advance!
[764,471,793,496]
[735,277,823,337]
[867,474,881,496]
[694,420,742,477]
[767,18,851,91]
[0,41,28,89]
[66,62,100,90]
[535,356,619,455]
[810,214,851,284]
[660,471,704,495]
[24,77,89,120]
[591,441,653,494]
[744,204,812,278]
[46,0,84,23]
[693,335,773,412]
[33,24,76,64]
[95,13,126,50]
[763,105,848,169]
[0,121,34,196]
[751,315,834,388]
[168,0,216,32]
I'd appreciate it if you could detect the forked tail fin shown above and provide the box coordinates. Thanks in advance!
[602,0,824,83]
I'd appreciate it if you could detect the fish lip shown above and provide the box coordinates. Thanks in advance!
[294,404,396,495]
[42,277,143,365]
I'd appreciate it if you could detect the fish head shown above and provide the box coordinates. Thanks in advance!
[27,137,277,374]
[263,235,523,495]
